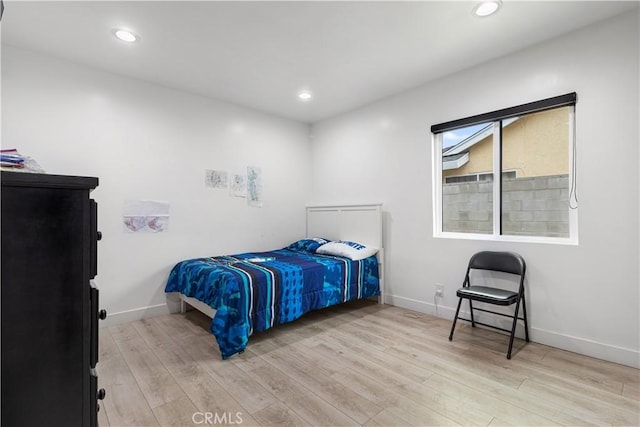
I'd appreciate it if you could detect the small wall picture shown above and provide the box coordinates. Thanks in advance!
[230,173,246,198]
[123,200,170,233]
[247,166,263,207]
[205,169,228,189]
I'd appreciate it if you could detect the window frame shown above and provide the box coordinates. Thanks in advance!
[432,94,578,245]
[443,170,516,184]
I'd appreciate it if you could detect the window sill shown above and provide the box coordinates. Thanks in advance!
[434,231,578,246]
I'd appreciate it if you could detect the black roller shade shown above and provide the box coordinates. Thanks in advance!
[431,92,576,134]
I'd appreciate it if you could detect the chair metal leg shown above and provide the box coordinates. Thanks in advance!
[469,300,476,327]
[449,298,463,341]
[506,297,523,359]
[521,294,530,342]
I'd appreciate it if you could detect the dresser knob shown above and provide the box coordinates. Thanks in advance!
[97,231,103,241]
[97,388,106,400]
[98,309,107,320]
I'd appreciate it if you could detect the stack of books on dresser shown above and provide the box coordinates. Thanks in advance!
[1,148,45,173]
[1,149,25,169]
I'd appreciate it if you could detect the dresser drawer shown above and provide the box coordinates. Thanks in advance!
[90,370,106,427]
[89,199,100,279]
[90,281,107,368]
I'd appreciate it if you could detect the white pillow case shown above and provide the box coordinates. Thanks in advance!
[316,240,378,261]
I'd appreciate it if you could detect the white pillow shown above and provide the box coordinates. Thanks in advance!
[316,240,378,261]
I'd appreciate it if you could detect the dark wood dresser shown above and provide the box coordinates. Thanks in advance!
[1,171,106,427]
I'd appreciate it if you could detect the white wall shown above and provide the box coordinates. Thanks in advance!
[311,12,640,367]
[1,46,312,324]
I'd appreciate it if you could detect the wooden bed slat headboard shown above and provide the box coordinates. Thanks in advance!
[306,204,382,249]
[306,203,385,304]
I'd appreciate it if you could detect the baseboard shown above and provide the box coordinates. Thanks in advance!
[384,294,455,318]
[384,294,640,369]
[99,303,172,328]
[531,326,640,369]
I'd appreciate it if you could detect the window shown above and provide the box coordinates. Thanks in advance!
[432,93,578,244]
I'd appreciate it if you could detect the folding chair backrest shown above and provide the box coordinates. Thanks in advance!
[468,251,526,277]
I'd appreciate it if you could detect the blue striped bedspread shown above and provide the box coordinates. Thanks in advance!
[165,248,380,359]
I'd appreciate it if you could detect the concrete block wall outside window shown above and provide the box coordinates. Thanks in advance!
[443,174,570,237]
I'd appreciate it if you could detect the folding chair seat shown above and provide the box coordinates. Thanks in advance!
[448,251,529,359]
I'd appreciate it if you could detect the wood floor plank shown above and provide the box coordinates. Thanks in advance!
[101,383,159,426]
[423,366,602,426]
[383,405,460,426]
[245,362,360,426]
[330,366,397,407]
[487,417,514,426]
[262,346,382,424]
[230,347,273,373]
[112,322,188,409]
[333,366,489,426]
[155,311,211,339]
[302,340,431,388]
[364,408,421,427]
[488,350,629,403]
[183,334,280,415]
[152,396,200,427]
[543,346,640,384]
[99,327,121,361]
[386,341,526,389]
[109,322,143,342]
[177,370,259,426]
[97,325,137,391]
[421,373,562,426]
[623,382,640,400]
[320,327,493,425]
[518,378,640,426]
[135,317,267,423]
[393,380,496,426]
[387,337,609,426]
[251,401,310,427]
[98,353,138,388]
[97,401,110,427]
[529,349,627,395]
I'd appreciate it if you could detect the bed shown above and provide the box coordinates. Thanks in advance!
[165,204,384,359]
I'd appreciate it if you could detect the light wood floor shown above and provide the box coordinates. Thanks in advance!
[98,300,640,427]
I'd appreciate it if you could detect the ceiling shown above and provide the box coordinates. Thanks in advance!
[2,1,637,123]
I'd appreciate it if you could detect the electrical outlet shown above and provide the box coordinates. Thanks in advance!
[435,284,444,298]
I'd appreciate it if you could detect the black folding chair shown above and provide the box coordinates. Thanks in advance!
[448,251,529,359]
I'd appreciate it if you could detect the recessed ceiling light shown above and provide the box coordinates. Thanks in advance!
[113,29,139,43]
[297,90,313,101]
[473,0,502,17]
